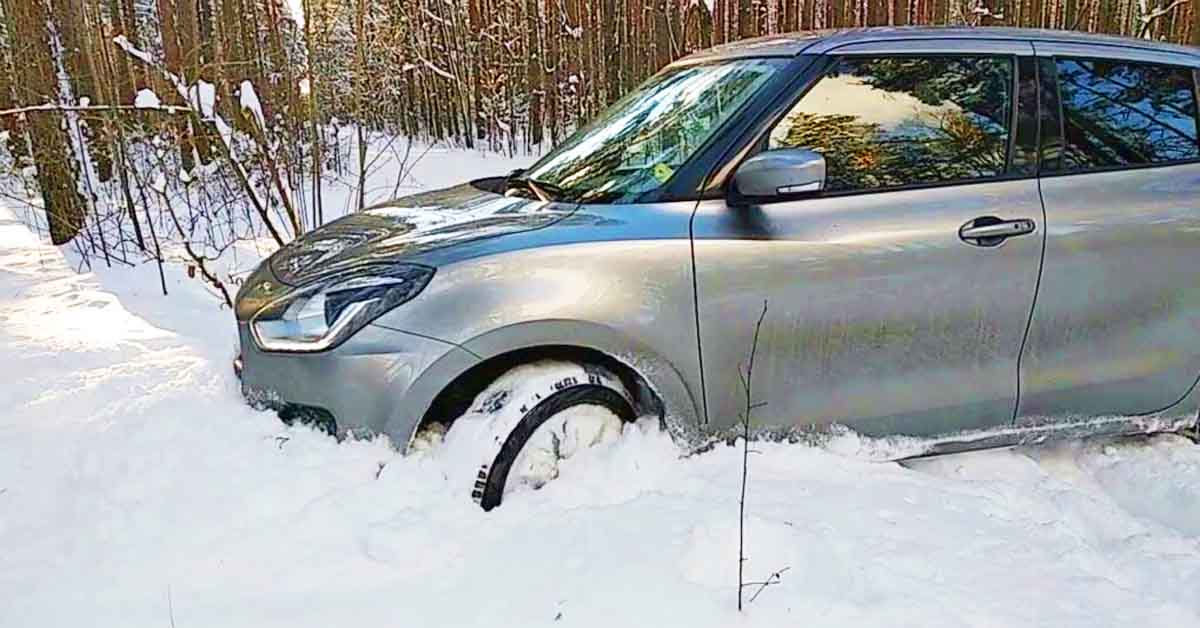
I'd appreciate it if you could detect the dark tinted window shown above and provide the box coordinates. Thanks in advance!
[770,56,1013,192]
[1038,58,1064,172]
[1011,57,1039,176]
[1055,58,1199,170]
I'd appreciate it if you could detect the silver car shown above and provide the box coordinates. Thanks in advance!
[236,27,1200,509]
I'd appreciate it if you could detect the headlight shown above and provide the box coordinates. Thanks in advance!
[250,264,435,352]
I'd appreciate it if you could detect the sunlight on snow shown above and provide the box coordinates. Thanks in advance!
[0,207,170,351]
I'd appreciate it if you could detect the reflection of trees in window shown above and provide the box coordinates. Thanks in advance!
[1056,59,1199,170]
[771,57,1012,192]
[524,60,779,203]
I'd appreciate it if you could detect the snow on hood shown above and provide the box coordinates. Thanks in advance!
[269,183,576,285]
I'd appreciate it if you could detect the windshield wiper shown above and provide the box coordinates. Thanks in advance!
[505,171,568,202]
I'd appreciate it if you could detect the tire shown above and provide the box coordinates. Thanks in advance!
[457,361,636,511]
[1186,413,1200,444]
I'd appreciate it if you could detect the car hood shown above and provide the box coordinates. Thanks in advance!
[268,183,577,286]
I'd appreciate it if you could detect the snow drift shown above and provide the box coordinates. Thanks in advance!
[3,162,1200,626]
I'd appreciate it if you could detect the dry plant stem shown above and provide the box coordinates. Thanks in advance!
[150,185,231,305]
[111,119,147,252]
[125,159,169,296]
[737,300,769,612]
[113,38,289,247]
[747,567,791,603]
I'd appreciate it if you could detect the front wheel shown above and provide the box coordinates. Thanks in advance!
[442,360,636,510]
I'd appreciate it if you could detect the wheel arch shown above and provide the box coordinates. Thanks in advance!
[390,319,703,450]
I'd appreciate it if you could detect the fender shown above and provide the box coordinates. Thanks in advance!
[385,319,704,450]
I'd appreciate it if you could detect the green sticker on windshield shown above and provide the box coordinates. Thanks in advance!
[652,163,674,183]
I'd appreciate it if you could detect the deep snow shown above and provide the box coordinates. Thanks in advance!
[4,148,1200,627]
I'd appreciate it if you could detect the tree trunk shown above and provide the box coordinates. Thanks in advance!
[1192,0,1200,44]
[3,0,87,244]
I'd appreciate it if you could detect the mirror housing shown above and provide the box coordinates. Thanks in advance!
[732,148,826,201]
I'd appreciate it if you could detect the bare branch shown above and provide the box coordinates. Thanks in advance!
[0,103,189,118]
[738,300,769,612]
[746,567,791,603]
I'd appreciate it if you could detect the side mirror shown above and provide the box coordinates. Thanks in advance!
[732,148,826,201]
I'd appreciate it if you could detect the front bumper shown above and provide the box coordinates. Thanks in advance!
[237,321,473,443]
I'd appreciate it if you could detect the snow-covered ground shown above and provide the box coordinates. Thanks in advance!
[4,147,1200,627]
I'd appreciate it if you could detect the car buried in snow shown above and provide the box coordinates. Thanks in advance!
[236,27,1200,510]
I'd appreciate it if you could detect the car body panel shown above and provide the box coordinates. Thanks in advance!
[370,202,706,442]
[693,178,1045,438]
[266,183,576,286]
[824,37,1034,56]
[1029,40,1200,68]
[238,321,473,439]
[395,318,703,445]
[1018,163,1200,422]
[673,27,1200,64]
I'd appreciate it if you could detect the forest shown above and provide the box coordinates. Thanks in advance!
[0,0,1196,294]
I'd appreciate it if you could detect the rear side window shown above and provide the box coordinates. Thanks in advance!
[1054,58,1200,170]
[769,55,1013,192]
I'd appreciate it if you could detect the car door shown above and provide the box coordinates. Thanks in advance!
[1017,46,1200,423]
[692,41,1047,438]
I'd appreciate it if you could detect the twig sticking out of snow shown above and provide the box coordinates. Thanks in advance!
[737,300,786,611]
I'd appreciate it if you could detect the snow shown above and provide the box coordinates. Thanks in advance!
[113,35,153,65]
[188,80,217,118]
[419,56,456,81]
[151,171,168,194]
[4,148,1200,627]
[284,0,305,28]
[238,80,267,132]
[429,360,632,495]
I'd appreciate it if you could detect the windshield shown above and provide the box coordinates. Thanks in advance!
[520,58,785,203]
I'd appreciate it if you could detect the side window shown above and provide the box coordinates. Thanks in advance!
[769,55,1013,193]
[1054,58,1200,170]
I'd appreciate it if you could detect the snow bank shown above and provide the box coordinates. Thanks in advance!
[134,89,161,109]
[3,148,1200,627]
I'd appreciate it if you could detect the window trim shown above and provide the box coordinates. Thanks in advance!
[748,52,1026,202]
[1005,57,1020,172]
[1035,56,1045,174]
[1009,55,1041,177]
[1040,55,1200,177]
[1041,55,1070,174]
[1194,67,1200,146]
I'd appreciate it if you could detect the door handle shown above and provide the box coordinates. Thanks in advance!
[959,217,1036,246]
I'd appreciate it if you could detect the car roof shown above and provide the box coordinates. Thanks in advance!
[674,26,1200,64]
